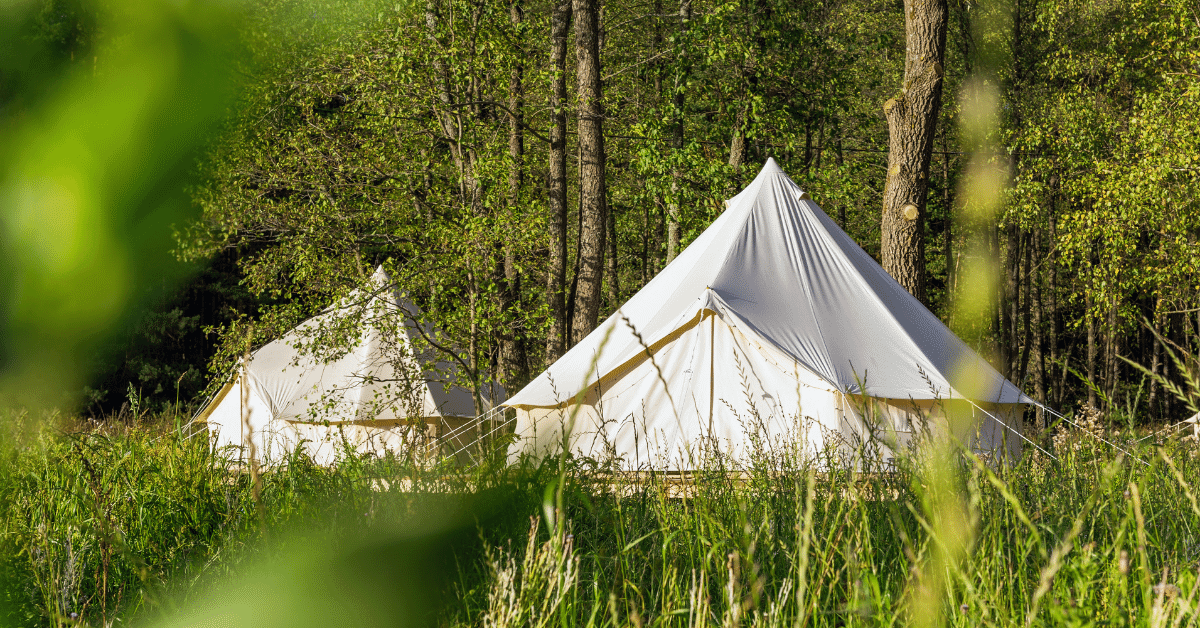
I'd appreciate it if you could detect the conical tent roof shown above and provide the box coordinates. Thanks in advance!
[200,268,502,462]
[240,267,494,422]
[507,159,1031,409]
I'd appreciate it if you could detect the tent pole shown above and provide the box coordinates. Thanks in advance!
[708,311,715,434]
[239,362,245,458]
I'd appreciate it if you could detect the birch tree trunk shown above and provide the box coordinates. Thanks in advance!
[880,0,948,303]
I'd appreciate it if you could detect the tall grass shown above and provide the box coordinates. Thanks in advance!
[2,407,1199,627]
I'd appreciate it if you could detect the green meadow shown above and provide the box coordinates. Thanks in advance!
[2,408,1197,627]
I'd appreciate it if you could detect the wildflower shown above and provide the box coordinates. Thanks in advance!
[1119,550,1130,575]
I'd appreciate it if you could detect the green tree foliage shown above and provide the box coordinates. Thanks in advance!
[161,0,1200,423]
[186,0,906,399]
[1002,0,1200,418]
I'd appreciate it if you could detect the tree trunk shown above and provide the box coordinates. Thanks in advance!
[667,0,696,262]
[500,0,529,387]
[729,106,747,170]
[567,163,580,342]
[468,273,481,415]
[1001,224,1019,378]
[1149,297,1162,420]
[814,119,825,171]
[1048,174,1063,407]
[880,0,947,304]
[991,225,1001,352]
[802,122,812,177]
[942,132,953,300]
[651,0,666,273]
[427,0,481,214]
[569,0,606,345]
[665,0,691,263]
[642,197,651,285]
[544,0,571,365]
[730,0,765,177]
[1086,285,1097,408]
[1034,227,1047,430]
[836,123,846,227]
[1016,230,1033,385]
[951,0,974,76]
[1106,295,1118,409]
[606,201,619,308]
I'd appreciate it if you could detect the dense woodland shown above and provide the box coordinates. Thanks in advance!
[49,0,1200,427]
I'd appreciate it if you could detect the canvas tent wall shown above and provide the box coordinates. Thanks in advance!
[505,159,1033,470]
[196,268,504,466]
[1183,412,1200,440]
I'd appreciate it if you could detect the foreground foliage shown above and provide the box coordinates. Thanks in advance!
[2,410,1200,627]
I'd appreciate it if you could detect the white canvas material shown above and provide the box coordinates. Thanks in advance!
[506,159,1032,469]
[1185,412,1200,441]
[199,267,503,465]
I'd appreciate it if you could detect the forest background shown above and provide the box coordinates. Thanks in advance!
[16,0,1200,428]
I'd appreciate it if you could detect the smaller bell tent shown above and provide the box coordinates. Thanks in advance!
[504,159,1036,470]
[196,267,503,465]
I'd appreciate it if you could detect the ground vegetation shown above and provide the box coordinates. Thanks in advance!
[1,410,1199,626]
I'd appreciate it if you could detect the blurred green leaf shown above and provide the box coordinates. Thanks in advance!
[144,491,510,628]
[0,0,245,409]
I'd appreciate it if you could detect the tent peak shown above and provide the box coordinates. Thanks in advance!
[750,157,804,194]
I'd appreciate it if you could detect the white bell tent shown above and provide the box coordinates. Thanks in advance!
[504,159,1035,470]
[197,267,503,465]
